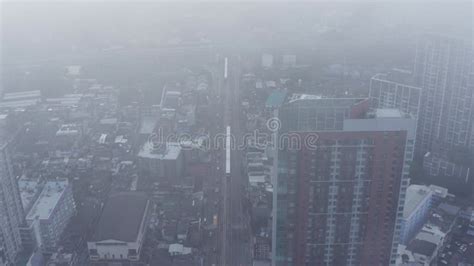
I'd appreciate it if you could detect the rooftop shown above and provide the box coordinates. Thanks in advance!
[428,184,449,198]
[179,136,206,150]
[169,243,192,256]
[139,116,157,135]
[343,112,417,139]
[138,141,181,160]
[99,118,118,125]
[288,93,322,103]
[26,179,69,221]
[416,224,445,245]
[0,99,41,108]
[56,124,80,136]
[162,91,181,109]
[285,93,367,108]
[66,65,81,76]
[375,108,403,118]
[265,90,287,108]
[372,68,418,87]
[91,192,148,242]
[18,177,41,212]
[403,185,432,218]
[406,239,437,257]
[2,90,41,101]
[438,202,460,216]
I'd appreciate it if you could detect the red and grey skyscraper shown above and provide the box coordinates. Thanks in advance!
[272,95,416,266]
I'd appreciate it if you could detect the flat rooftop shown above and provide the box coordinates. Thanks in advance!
[375,108,403,118]
[403,185,431,218]
[0,99,40,108]
[371,69,419,87]
[265,91,287,108]
[18,177,41,211]
[66,65,81,76]
[2,90,41,101]
[56,124,80,136]
[45,94,83,106]
[407,239,437,257]
[417,225,445,245]
[138,141,181,160]
[91,192,148,242]
[343,109,417,139]
[99,118,118,125]
[139,116,157,135]
[162,91,181,109]
[26,179,69,221]
[285,93,367,107]
[288,93,322,103]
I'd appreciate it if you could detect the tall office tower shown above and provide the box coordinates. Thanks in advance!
[0,114,24,264]
[414,34,474,161]
[369,69,422,118]
[272,95,416,266]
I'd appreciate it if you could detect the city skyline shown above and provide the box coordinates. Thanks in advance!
[0,1,473,266]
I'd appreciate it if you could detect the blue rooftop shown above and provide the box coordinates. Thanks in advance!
[265,91,287,108]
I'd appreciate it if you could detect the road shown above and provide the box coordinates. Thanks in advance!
[219,55,251,266]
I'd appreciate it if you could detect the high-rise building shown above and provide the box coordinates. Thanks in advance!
[0,114,24,264]
[272,96,416,266]
[370,69,422,118]
[413,34,474,179]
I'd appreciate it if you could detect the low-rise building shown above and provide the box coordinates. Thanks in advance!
[400,184,448,244]
[137,141,183,182]
[18,176,42,214]
[248,161,266,186]
[138,116,157,143]
[168,243,192,256]
[253,235,271,260]
[398,240,437,265]
[161,91,182,110]
[397,224,448,265]
[0,90,42,109]
[87,192,150,262]
[180,136,209,165]
[246,151,269,187]
[25,179,76,253]
[54,124,81,153]
[46,248,75,266]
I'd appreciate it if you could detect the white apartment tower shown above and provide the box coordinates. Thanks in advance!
[414,34,474,179]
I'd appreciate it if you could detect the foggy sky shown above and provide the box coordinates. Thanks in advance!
[1,1,472,65]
